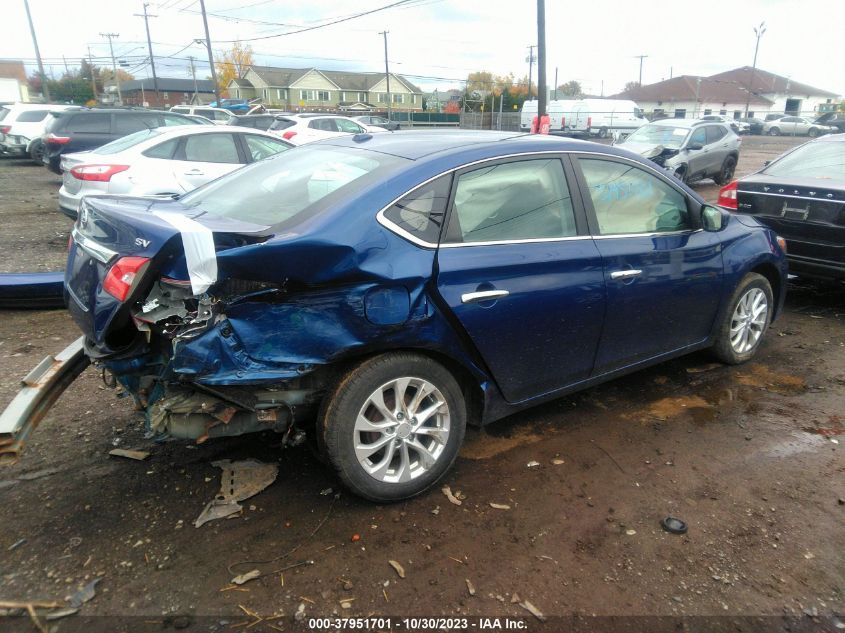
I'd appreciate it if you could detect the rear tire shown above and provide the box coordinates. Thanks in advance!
[598,127,608,139]
[29,139,44,164]
[808,127,819,138]
[712,273,773,365]
[714,156,737,186]
[768,127,780,136]
[318,353,466,502]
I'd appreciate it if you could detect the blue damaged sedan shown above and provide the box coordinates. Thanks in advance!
[0,131,787,501]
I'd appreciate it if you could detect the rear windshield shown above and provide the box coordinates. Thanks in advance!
[16,110,48,122]
[179,145,407,226]
[95,128,165,155]
[763,140,845,180]
[269,117,296,131]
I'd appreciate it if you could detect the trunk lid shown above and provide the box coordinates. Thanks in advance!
[66,195,269,353]
[736,175,845,264]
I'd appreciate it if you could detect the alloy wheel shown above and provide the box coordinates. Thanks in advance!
[729,287,769,353]
[353,377,450,484]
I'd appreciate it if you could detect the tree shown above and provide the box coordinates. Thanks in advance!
[443,100,461,114]
[623,81,640,93]
[215,41,254,97]
[466,71,494,94]
[556,80,582,98]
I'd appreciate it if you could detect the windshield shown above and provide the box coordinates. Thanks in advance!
[179,145,408,226]
[763,141,845,180]
[624,124,689,149]
[95,128,165,155]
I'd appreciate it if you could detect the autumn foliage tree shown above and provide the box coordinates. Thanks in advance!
[215,41,254,97]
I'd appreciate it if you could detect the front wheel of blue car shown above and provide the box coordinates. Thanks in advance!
[712,273,773,365]
[319,353,467,502]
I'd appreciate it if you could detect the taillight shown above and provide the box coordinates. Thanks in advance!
[70,164,130,182]
[561,116,565,129]
[717,181,738,210]
[587,116,592,128]
[46,133,71,144]
[282,130,297,140]
[103,256,150,302]
[0,126,10,135]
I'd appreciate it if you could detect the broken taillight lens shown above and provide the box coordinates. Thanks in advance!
[103,256,150,302]
[717,181,738,210]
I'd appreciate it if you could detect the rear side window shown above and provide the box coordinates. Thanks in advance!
[162,114,194,126]
[579,158,689,235]
[0,107,9,121]
[114,113,161,134]
[97,128,164,155]
[446,159,577,243]
[66,113,111,133]
[142,137,179,159]
[706,126,727,143]
[182,133,240,163]
[16,110,48,122]
[384,175,451,245]
[336,118,364,133]
[310,119,337,132]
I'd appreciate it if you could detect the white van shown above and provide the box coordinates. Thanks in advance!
[519,99,592,136]
[579,99,646,138]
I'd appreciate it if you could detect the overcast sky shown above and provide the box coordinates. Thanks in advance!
[3,0,844,97]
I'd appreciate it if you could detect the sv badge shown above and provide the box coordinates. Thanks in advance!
[135,237,151,248]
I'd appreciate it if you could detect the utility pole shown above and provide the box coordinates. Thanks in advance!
[553,66,558,100]
[379,31,392,121]
[744,22,766,118]
[100,32,122,105]
[136,2,160,104]
[87,46,98,102]
[198,0,220,105]
[634,54,648,86]
[526,45,536,100]
[537,0,546,121]
[23,0,50,102]
[694,77,702,118]
[189,56,199,104]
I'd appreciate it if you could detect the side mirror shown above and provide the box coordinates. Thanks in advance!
[701,205,724,231]
[763,160,771,167]
[687,142,704,151]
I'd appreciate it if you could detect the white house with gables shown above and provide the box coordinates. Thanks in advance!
[227,66,424,112]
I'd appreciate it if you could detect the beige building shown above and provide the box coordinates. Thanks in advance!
[228,66,424,112]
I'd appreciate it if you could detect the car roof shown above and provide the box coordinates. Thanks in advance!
[320,129,606,161]
[644,119,711,129]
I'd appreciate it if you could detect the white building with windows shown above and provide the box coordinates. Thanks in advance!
[614,67,840,120]
[227,66,424,112]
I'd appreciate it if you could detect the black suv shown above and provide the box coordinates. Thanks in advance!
[41,108,200,173]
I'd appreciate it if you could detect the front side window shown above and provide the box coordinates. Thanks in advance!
[384,175,451,245]
[243,134,291,161]
[688,127,706,146]
[335,118,363,133]
[114,113,161,134]
[181,133,240,164]
[579,158,690,236]
[446,159,576,243]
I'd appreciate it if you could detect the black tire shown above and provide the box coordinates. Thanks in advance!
[714,155,737,186]
[712,273,773,365]
[598,127,608,139]
[319,352,466,502]
[29,139,44,164]
[768,127,780,136]
[808,127,819,138]
[673,165,688,184]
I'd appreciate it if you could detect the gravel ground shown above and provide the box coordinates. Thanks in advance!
[0,136,843,632]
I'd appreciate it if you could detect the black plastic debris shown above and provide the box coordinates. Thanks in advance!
[661,516,688,534]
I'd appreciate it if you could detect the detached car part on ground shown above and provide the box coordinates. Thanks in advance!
[0,131,788,501]
[718,133,845,280]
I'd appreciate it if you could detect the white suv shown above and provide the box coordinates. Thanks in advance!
[269,114,385,145]
[0,103,79,162]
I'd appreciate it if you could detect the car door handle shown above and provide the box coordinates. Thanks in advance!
[610,269,643,280]
[461,290,509,304]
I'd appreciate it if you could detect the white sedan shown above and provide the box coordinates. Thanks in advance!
[58,125,293,217]
[269,114,386,145]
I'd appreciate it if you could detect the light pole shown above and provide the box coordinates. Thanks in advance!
[23,0,50,102]
[634,55,648,86]
[100,32,122,105]
[526,45,536,100]
[198,0,220,105]
[744,22,766,119]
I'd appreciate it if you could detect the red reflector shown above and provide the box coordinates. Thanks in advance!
[70,164,130,182]
[0,126,10,135]
[46,133,71,144]
[717,180,738,210]
[103,256,150,302]
[282,130,297,140]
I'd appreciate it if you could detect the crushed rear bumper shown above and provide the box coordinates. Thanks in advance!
[0,337,89,464]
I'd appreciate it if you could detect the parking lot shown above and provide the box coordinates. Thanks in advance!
[0,135,843,630]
